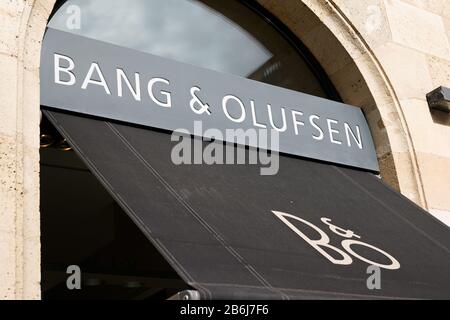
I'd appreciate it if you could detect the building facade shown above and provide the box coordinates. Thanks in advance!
[0,0,449,299]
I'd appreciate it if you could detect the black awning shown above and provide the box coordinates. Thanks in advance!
[43,109,450,300]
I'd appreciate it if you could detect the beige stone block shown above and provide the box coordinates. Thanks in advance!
[416,152,450,211]
[340,51,420,169]
[401,0,446,15]
[35,0,56,17]
[21,67,41,143]
[0,1,23,56]
[373,42,434,100]
[23,2,51,72]
[329,59,378,109]
[0,230,15,300]
[302,23,355,75]
[443,17,450,49]
[259,0,356,75]
[444,1,450,19]
[258,0,321,36]
[0,134,18,234]
[384,0,450,59]
[400,0,450,21]
[391,151,424,204]
[400,99,450,158]
[365,108,393,157]
[426,54,450,88]
[332,0,392,48]
[0,54,19,135]
[22,235,40,299]
[378,151,400,191]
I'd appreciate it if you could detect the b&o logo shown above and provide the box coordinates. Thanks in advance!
[272,210,400,270]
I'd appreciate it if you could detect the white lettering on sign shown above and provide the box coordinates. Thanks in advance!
[310,115,324,141]
[222,95,246,123]
[267,105,287,132]
[292,110,305,135]
[272,210,401,270]
[147,77,172,108]
[250,100,267,129]
[117,69,141,101]
[327,119,342,145]
[52,53,365,150]
[54,54,76,86]
[53,54,173,108]
[345,123,363,149]
[81,62,111,94]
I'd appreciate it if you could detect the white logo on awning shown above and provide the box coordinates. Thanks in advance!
[272,210,401,270]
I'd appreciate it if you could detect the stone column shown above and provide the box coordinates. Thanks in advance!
[0,0,55,300]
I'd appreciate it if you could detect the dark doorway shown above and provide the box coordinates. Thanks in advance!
[40,115,188,300]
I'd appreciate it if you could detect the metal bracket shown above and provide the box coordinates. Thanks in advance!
[427,86,450,113]
[168,290,201,300]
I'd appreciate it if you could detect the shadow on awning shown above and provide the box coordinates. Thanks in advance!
[43,109,450,300]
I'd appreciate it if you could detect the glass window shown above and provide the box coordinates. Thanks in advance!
[48,0,331,98]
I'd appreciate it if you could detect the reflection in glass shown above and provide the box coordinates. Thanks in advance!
[49,0,328,97]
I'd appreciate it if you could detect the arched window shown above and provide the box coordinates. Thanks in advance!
[47,0,338,99]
